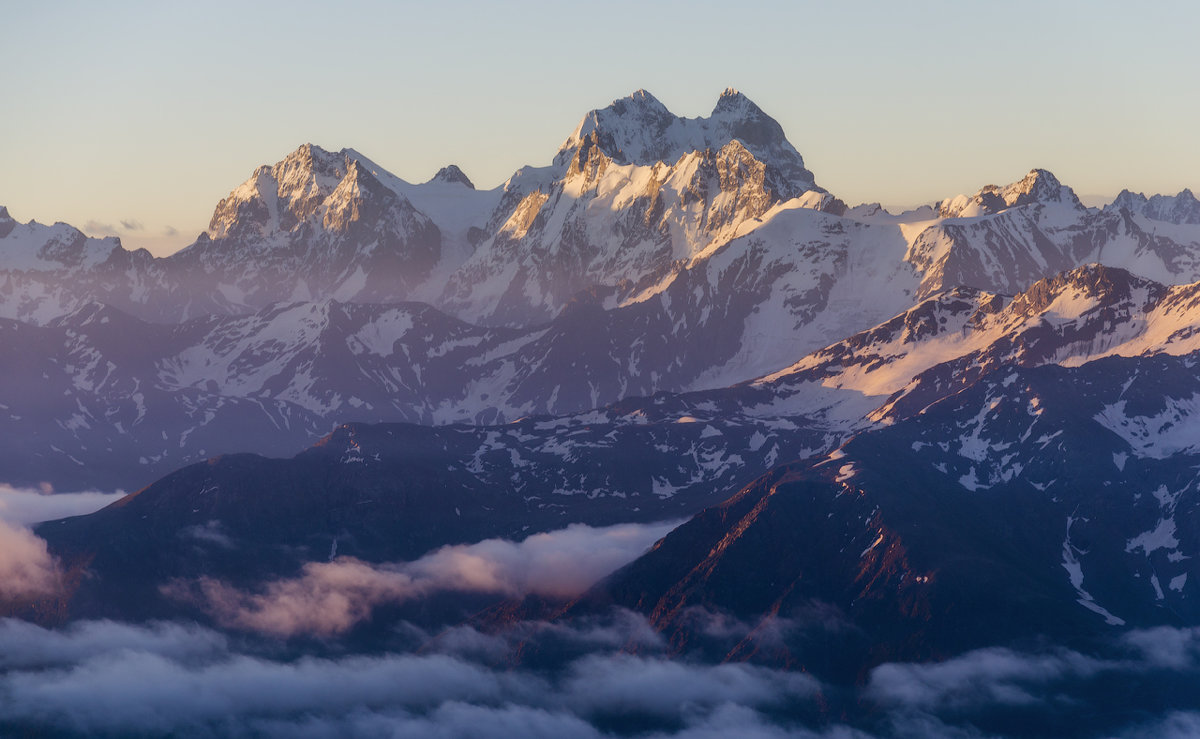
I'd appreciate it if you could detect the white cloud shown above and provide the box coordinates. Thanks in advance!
[83,220,117,236]
[866,646,1107,710]
[560,653,819,720]
[0,616,823,738]
[1121,626,1200,670]
[0,485,126,603]
[0,518,59,599]
[1119,712,1200,739]
[3,617,1200,737]
[0,619,226,669]
[182,520,679,637]
[0,484,126,527]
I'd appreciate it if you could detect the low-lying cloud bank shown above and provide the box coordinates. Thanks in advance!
[8,494,1200,736]
[0,485,125,601]
[0,615,822,738]
[0,518,59,599]
[4,616,1200,737]
[0,484,126,527]
[178,520,680,637]
[863,626,1200,737]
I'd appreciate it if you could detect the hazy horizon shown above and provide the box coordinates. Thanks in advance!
[3,0,1197,257]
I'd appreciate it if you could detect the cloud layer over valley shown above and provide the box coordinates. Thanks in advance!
[4,615,1200,738]
[174,520,680,637]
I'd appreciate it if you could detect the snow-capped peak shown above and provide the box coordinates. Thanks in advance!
[204,143,358,239]
[553,89,821,198]
[626,88,669,111]
[199,142,444,249]
[555,90,675,168]
[711,87,753,115]
[281,143,349,181]
[1106,187,1200,225]
[1109,189,1149,212]
[938,168,1083,218]
[1002,168,1080,208]
[426,165,475,189]
[1011,263,1153,316]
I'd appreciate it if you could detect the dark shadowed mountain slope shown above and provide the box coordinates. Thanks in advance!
[36,402,830,620]
[573,352,1200,674]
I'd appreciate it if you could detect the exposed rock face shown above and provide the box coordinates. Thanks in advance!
[555,88,820,198]
[440,90,835,326]
[183,145,444,305]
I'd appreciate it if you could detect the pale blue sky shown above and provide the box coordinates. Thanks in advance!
[3,0,1197,255]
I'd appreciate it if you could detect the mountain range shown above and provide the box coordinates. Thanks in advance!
[5,90,1200,496]
[4,89,1200,732]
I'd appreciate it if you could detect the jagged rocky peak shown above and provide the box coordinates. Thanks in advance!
[1109,189,1149,212]
[0,205,11,222]
[207,143,336,239]
[708,89,795,155]
[554,89,679,168]
[273,143,352,198]
[320,159,381,231]
[712,86,751,111]
[426,164,475,189]
[938,168,1083,218]
[1003,168,1082,208]
[1107,187,1200,225]
[553,88,821,198]
[205,143,402,240]
[1010,263,1158,315]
